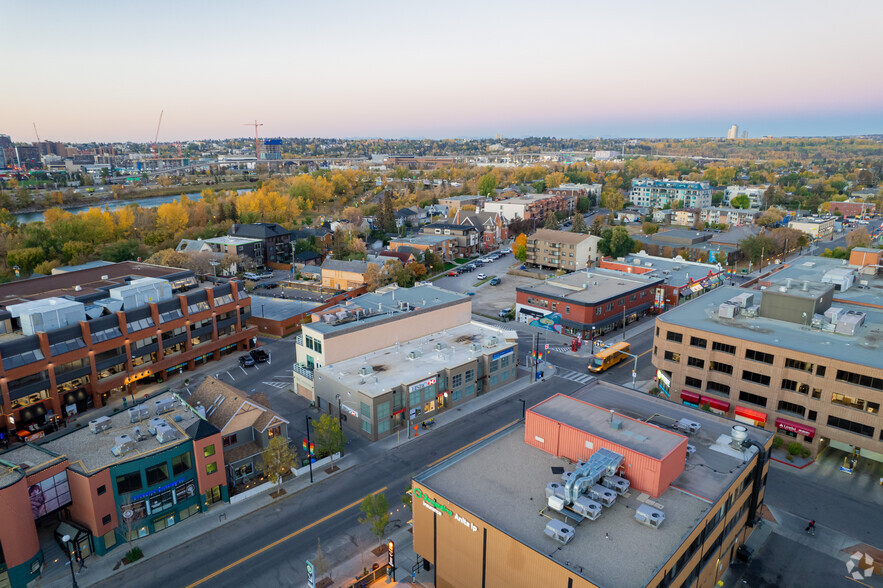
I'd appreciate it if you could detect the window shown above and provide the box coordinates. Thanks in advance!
[706,381,730,395]
[206,462,218,475]
[709,361,733,375]
[377,420,390,434]
[690,337,707,348]
[836,370,883,391]
[234,463,254,479]
[375,402,390,420]
[268,426,282,438]
[685,376,702,389]
[360,402,371,418]
[490,359,499,372]
[687,357,704,369]
[102,514,112,525]
[465,369,475,383]
[360,419,372,434]
[666,331,683,343]
[816,365,826,377]
[172,453,192,475]
[664,351,680,363]
[97,485,107,496]
[409,390,421,406]
[739,391,768,407]
[784,358,813,372]
[223,434,238,447]
[115,472,142,495]
[145,463,169,486]
[742,370,771,386]
[656,327,659,336]
[452,374,462,388]
[204,444,216,458]
[831,393,880,414]
[565,305,571,314]
[778,400,806,417]
[811,388,822,399]
[807,410,817,422]
[781,379,798,392]
[826,415,874,438]
[501,355,510,368]
[745,349,775,364]
[711,341,736,355]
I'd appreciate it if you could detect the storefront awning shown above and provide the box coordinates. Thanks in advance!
[735,406,767,423]
[775,417,815,438]
[680,390,701,403]
[700,396,730,412]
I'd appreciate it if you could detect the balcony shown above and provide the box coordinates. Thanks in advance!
[293,363,314,381]
[295,335,303,346]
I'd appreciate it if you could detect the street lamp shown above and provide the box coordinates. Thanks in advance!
[209,260,219,281]
[61,534,78,588]
[336,394,343,431]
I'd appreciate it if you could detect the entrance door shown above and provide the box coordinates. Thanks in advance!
[77,535,91,559]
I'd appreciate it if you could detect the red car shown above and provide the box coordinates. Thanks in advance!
[447,270,460,276]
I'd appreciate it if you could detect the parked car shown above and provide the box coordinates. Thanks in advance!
[264,282,279,289]
[258,271,274,279]
[498,308,510,318]
[447,270,460,277]
[500,248,512,254]
[460,265,473,272]
[250,348,269,363]
[480,257,493,263]
[239,355,255,367]
[477,273,487,279]
[489,277,501,285]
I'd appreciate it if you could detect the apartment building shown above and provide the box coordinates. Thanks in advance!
[483,192,575,221]
[0,263,254,440]
[700,207,761,227]
[227,223,292,267]
[653,283,883,462]
[724,185,767,209]
[673,208,701,228]
[412,382,772,588]
[420,223,480,257]
[630,179,712,209]
[525,229,600,271]
[438,195,486,212]
[545,183,602,199]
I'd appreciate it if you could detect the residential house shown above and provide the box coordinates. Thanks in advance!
[388,234,456,261]
[291,228,334,254]
[228,223,293,267]
[395,207,426,227]
[184,377,289,486]
[420,223,480,257]
[452,209,509,249]
[652,210,674,224]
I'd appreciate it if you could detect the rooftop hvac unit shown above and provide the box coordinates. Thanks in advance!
[728,293,754,308]
[601,475,630,495]
[89,416,112,434]
[588,485,617,507]
[470,343,482,352]
[547,495,565,512]
[741,305,759,318]
[434,342,446,351]
[718,303,737,319]
[571,496,603,520]
[824,306,845,323]
[686,444,697,458]
[335,310,348,320]
[128,406,149,423]
[322,314,335,323]
[484,336,499,348]
[358,365,373,376]
[546,482,565,500]
[675,418,701,435]
[154,398,175,415]
[544,519,575,545]
[634,504,665,529]
[132,427,147,441]
[111,435,136,457]
[155,423,178,444]
[835,311,865,335]
[407,350,421,360]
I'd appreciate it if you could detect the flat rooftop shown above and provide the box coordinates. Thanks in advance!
[659,286,883,367]
[250,295,322,320]
[40,391,201,474]
[0,444,67,488]
[203,236,263,246]
[605,254,721,287]
[416,382,771,587]
[315,321,515,398]
[517,268,661,304]
[389,234,453,245]
[759,255,883,308]
[305,284,468,337]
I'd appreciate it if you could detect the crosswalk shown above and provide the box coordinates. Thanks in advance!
[548,346,572,353]
[262,381,288,389]
[554,368,595,385]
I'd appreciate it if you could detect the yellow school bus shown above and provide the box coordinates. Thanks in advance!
[588,342,631,373]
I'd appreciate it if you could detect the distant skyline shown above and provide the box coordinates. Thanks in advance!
[3,0,882,143]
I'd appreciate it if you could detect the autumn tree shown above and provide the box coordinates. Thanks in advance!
[156,200,189,235]
[756,208,785,227]
[7,247,45,272]
[600,190,625,211]
[261,435,296,493]
[313,413,345,470]
[571,214,587,234]
[846,227,871,248]
[543,214,559,229]
[589,217,604,236]
[514,233,528,262]
[642,222,659,235]
[364,263,382,292]
[739,234,775,264]
[544,171,565,189]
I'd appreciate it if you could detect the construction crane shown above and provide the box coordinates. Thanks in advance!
[33,123,43,155]
[243,120,263,160]
[152,110,164,164]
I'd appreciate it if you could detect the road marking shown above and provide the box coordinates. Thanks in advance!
[226,370,235,381]
[554,368,595,384]
[239,366,247,375]
[426,419,519,468]
[635,348,651,359]
[262,381,287,389]
[185,486,388,588]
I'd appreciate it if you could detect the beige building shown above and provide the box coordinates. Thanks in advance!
[673,208,700,228]
[788,216,834,238]
[293,285,472,400]
[699,207,761,227]
[653,283,883,463]
[320,259,376,290]
[525,229,600,271]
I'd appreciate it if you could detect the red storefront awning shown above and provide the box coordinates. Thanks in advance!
[680,390,701,403]
[700,396,730,412]
[775,417,815,438]
[735,406,767,423]
[391,408,406,417]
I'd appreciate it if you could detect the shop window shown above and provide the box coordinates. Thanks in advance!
[360,419,372,434]
[234,463,254,479]
[102,514,112,525]
[97,485,106,496]
[465,384,475,397]
[145,463,169,486]
[206,462,218,475]
[103,530,116,550]
[223,434,238,447]
[204,445,216,458]
[116,472,143,495]
[172,453,192,475]
[377,420,390,435]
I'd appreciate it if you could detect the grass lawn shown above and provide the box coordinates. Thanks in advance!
[443,262,456,270]
[454,258,472,264]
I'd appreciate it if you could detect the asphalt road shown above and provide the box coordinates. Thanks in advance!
[93,376,580,588]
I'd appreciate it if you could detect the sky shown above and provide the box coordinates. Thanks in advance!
[2,0,882,142]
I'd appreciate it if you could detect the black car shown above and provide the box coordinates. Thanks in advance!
[250,348,269,363]
[264,282,279,289]
[239,355,255,367]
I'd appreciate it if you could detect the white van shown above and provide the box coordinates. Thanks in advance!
[243,272,260,280]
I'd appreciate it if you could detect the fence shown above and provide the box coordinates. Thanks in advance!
[343,564,390,588]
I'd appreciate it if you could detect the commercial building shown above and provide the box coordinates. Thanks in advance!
[438,195,486,212]
[633,229,736,265]
[227,223,292,267]
[314,322,517,441]
[699,207,761,227]
[600,254,726,309]
[788,216,834,238]
[826,201,875,217]
[525,229,600,271]
[259,138,282,160]
[0,262,254,440]
[320,259,376,290]
[630,179,713,210]
[724,186,766,209]
[412,382,772,588]
[420,223,480,257]
[0,390,228,587]
[293,285,471,400]
[652,282,883,461]
[483,192,575,222]
[515,269,662,338]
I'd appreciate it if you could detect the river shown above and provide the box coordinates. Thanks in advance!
[14,189,252,224]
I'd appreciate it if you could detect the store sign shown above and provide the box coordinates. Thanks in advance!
[132,477,186,501]
[412,488,477,532]
[656,369,671,397]
[409,378,437,393]
[492,348,514,361]
[340,403,358,418]
[125,370,152,385]
[775,418,815,438]
[306,560,315,588]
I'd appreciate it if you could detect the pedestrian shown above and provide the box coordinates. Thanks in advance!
[805,520,815,534]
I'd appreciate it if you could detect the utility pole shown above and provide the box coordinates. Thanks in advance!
[622,305,627,340]
[305,416,313,484]
[243,120,264,160]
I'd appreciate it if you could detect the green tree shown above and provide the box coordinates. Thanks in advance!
[477,173,497,197]
[589,217,604,236]
[642,222,659,235]
[261,435,296,492]
[358,492,391,545]
[543,214,559,229]
[597,227,635,258]
[730,194,751,209]
[532,180,546,194]
[313,414,345,470]
[7,247,45,273]
[571,214,588,234]
[739,234,775,264]
[576,196,590,214]
[379,193,396,233]
[100,239,143,263]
